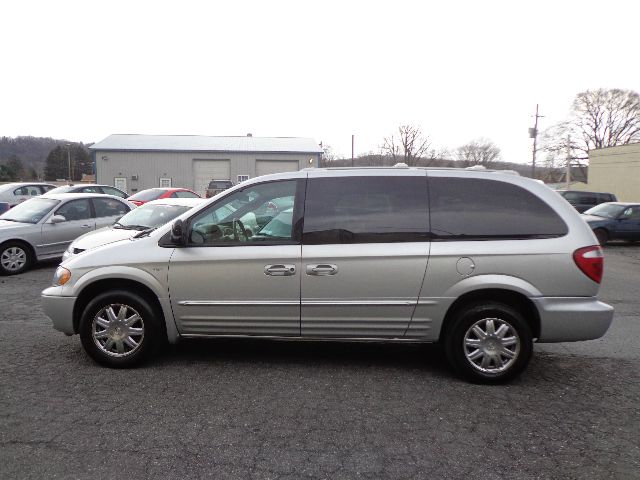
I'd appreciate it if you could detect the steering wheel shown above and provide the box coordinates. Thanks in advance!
[232,218,249,241]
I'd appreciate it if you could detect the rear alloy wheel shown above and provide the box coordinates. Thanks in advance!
[445,302,533,384]
[594,229,608,246]
[0,242,32,275]
[79,290,163,368]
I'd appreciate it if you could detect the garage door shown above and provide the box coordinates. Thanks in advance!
[255,160,300,177]
[193,160,231,197]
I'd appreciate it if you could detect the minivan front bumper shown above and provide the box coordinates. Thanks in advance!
[42,286,76,335]
[533,296,614,342]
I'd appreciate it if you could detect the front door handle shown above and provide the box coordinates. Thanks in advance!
[80,224,93,229]
[306,264,338,276]
[264,264,296,276]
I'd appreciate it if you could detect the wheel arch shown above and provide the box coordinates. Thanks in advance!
[438,288,541,343]
[72,278,167,338]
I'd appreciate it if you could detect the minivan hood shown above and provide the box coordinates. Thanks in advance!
[72,226,139,251]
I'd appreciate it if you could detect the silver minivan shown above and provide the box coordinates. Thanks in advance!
[41,167,614,383]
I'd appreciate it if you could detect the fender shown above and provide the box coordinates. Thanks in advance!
[69,265,169,299]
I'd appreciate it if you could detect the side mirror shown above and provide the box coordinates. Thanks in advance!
[170,219,186,246]
[51,215,66,224]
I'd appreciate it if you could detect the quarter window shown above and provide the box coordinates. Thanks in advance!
[428,177,568,239]
[302,176,429,244]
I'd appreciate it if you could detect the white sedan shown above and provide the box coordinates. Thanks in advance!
[62,198,204,261]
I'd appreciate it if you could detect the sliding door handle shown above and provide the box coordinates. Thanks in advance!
[306,264,338,276]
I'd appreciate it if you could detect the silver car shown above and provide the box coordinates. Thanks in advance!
[62,198,204,261]
[0,193,134,275]
[41,167,614,383]
[0,182,56,207]
[46,183,129,199]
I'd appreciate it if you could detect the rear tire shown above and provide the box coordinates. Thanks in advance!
[594,228,608,246]
[0,241,33,275]
[79,290,164,368]
[444,302,533,384]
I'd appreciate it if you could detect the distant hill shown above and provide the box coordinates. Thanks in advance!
[0,136,92,175]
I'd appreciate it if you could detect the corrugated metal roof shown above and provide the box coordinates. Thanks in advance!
[90,134,323,154]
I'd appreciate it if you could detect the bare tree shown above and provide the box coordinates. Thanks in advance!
[455,138,501,167]
[543,88,640,165]
[381,125,432,166]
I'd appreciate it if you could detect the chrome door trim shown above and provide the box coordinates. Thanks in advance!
[177,299,436,307]
[178,300,300,306]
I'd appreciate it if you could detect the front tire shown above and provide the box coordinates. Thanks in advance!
[444,302,533,384]
[0,241,33,275]
[79,290,163,368]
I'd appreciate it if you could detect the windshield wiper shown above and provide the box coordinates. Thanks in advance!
[133,227,156,238]
[0,218,19,222]
[114,224,149,230]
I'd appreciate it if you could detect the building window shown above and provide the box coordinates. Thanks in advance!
[160,178,172,188]
[237,175,249,183]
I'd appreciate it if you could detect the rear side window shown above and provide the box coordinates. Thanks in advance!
[303,176,429,244]
[429,177,567,239]
[175,190,200,198]
[93,198,130,218]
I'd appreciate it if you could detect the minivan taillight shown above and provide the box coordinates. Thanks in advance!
[573,246,604,283]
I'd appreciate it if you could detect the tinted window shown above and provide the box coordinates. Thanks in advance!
[81,186,102,193]
[303,176,429,244]
[56,199,92,221]
[429,177,567,239]
[93,198,129,218]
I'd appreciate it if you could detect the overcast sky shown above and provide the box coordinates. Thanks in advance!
[2,0,638,164]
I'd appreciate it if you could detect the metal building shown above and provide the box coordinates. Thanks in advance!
[587,143,640,202]
[90,134,323,196]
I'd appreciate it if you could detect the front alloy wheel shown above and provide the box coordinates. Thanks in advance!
[79,290,163,368]
[92,304,145,358]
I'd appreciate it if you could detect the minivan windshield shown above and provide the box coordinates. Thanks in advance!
[114,203,193,230]
[0,198,59,224]
[583,203,626,219]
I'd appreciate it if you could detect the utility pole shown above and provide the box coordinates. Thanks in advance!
[529,104,544,179]
[565,135,571,190]
[351,134,355,167]
[65,143,72,181]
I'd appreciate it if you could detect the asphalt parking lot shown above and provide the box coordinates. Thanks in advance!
[1,245,639,480]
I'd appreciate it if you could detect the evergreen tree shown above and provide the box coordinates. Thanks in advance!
[44,146,68,180]
[6,154,24,180]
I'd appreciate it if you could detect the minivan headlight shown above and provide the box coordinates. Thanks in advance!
[53,266,71,286]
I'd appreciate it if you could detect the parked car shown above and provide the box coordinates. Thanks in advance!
[557,190,618,213]
[582,202,640,244]
[46,183,128,198]
[127,188,200,206]
[0,182,56,207]
[0,193,134,275]
[62,198,204,261]
[205,180,234,198]
[42,167,613,383]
